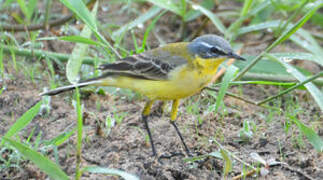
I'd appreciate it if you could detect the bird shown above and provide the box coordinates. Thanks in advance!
[40,34,245,157]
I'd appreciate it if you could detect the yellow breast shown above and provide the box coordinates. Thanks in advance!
[160,57,225,99]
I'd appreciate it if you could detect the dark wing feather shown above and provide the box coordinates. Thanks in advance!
[98,48,187,80]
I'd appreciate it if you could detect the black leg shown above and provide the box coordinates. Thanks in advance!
[170,121,191,156]
[158,99,193,161]
[142,115,157,156]
[142,100,158,156]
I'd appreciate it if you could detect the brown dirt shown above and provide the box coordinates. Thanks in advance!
[1,69,322,179]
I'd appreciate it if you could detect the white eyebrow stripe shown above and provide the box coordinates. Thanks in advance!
[200,41,227,53]
[199,41,213,48]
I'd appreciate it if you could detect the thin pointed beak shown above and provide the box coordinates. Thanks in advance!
[228,52,246,61]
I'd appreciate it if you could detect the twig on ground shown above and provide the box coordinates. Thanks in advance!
[232,169,257,180]
[257,71,323,105]
[213,139,256,170]
[82,155,102,166]
[0,14,74,32]
[281,164,314,180]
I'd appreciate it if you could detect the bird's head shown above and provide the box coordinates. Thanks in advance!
[187,34,245,61]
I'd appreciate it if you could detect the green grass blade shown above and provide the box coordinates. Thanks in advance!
[311,10,323,28]
[234,56,288,75]
[59,0,120,58]
[82,166,139,180]
[226,0,254,39]
[234,52,321,80]
[208,151,223,159]
[237,20,281,35]
[257,72,322,106]
[43,129,76,147]
[3,0,15,7]
[0,46,4,77]
[59,0,97,31]
[112,6,161,40]
[184,151,222,163]
[184,154,209,163]
[3,137,69,180]
[27,0,38,21]
[220,149,232,177]
[184,0,215,22]
[0,87,4,95]
[36,36,59,41]
[267,54,323,111]
[290,29,323,66]
[189,2,226,34]
[2,101,42,145]
[141,10,167,52]
[131,31,140,53]
[17,0,29,22]
[59,36,102,46]
[290,117,323,152]
[240,0,253,17]
[220,81,296,86]
[66,1,98,84]
[212,65,238,113]
[145,0,182,15]
[74,88,83,180]
[271,52,322,66]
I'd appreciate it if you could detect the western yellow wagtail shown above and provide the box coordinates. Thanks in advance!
[41,34,245,156]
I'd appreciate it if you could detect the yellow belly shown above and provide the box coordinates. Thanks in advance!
[111,74,209,100]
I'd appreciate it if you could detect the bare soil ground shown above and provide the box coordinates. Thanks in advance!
[1,70,322,179]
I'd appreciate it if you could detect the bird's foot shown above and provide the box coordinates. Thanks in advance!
[158,152,185,164]
[157,150,195,163]
[159,152,185,159]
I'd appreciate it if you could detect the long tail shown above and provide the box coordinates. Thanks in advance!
[40,80,102,96]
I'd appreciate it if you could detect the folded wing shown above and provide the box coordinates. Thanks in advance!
[99,48,188,80]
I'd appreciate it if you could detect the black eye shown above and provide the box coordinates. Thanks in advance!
[211,47,226,56]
